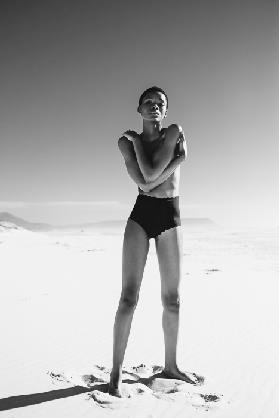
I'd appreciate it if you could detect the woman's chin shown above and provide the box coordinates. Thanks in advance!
[144,115,162,122]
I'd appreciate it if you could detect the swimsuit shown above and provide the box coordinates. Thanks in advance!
[129,194,181,239]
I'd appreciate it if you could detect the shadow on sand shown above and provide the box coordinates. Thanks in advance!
[0,367,219,412]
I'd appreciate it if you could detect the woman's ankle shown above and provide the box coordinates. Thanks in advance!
[110,368,122,385]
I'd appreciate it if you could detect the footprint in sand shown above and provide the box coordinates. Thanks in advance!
[205,268,220,275]
[48,364,224,410]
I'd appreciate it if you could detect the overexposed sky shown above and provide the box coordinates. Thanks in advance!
[0,0,278,226]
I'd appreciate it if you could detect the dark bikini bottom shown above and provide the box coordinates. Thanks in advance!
[129,194,181,239]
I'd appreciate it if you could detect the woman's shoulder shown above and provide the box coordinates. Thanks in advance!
[118,136,134,157]
[122,130,141,142]
[164,124,183,134]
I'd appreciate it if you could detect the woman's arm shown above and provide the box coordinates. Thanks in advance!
[146,134,187,191]
[118,136,185,192]
[142,153,185,192]
[124,124,181,182]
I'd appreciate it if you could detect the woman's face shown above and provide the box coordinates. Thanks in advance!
[138,91,168,122]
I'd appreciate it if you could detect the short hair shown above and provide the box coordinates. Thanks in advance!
[138,86,168,109]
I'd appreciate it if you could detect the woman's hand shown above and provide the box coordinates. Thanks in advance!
[176,130,187,160]
[123,130,140,142]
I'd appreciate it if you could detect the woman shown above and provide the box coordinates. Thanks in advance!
[109,86,201,397]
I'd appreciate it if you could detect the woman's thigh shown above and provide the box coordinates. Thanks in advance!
[121,218,150,295]
[155,226,183,298]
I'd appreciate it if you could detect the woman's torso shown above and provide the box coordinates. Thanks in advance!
[138,130,180,198]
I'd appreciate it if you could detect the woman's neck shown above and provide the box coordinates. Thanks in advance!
[142,120,163,142]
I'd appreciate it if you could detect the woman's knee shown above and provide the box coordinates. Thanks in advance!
[119,286,140,310]
[162,292,180,312]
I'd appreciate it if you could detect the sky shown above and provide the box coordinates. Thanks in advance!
[0,0,278,227]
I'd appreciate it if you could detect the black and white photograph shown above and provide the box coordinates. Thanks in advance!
[0,0,278,417]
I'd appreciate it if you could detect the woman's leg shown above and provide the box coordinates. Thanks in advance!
[155,226,199,384]
[109,218,150,396]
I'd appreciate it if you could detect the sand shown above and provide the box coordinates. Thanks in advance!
[0,222,278,417]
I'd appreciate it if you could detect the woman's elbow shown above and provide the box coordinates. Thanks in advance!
[139,182,151,192]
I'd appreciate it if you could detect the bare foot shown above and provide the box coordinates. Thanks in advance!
[108,372,123,398]
[108,382,123,398]
[162,367,204,385]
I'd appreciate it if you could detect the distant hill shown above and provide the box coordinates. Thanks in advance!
[0,212,216,232]
[0,221,22,232]
[0,212,53,232]
[182,218,216,226]
[73,218,216,229]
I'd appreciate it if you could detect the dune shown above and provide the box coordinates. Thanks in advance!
[0,212,53,232]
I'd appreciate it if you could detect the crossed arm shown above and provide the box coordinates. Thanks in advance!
[125,124,185,182]
[118,128,186,192]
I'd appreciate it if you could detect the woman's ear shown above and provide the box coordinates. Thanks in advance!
[137,105,141,113]
[164,110,168,118]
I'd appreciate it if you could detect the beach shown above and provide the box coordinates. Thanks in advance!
[1,222,278,417]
